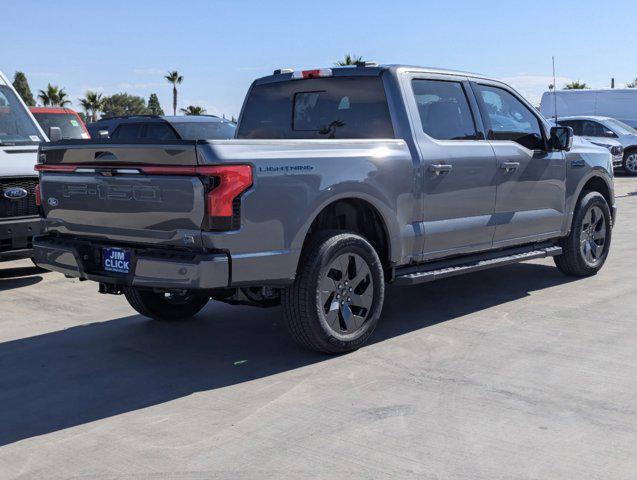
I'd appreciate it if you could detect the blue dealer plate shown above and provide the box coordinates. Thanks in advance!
[102,247,131,274]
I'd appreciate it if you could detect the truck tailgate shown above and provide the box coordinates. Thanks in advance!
[38,141,206,248]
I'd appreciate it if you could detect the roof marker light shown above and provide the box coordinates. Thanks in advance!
[292,68,333,80]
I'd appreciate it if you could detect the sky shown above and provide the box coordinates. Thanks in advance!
[4,0,636,117]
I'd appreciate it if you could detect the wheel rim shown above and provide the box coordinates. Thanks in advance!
[318,252,374,335]
[626,153,637,173]
[579,205,607,267]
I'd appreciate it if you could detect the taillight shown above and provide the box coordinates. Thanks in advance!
[201,165,252,231]
[35,183,41,206]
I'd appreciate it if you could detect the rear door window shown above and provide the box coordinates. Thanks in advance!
[412,79,479,140]
[144,123,179,140]
[110,123,143,140]
[171,121,236,140]
[237,76,394,139]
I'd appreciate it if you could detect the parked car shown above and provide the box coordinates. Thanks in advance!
[551,115,637,175]
[30,107,90,140]
[86,115,236,140]
[547,118,624,168]
[540,88,637,128]
[0,71,45,262]
[34,64,615,353]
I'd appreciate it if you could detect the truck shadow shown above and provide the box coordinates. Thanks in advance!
[0,265,44,292]
[0,262,576,446]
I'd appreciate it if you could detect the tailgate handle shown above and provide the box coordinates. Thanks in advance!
[94,151,118,161]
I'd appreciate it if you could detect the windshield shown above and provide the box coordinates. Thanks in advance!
[171,121,236,140]
[0,85,44,146]
[606,118,637,135]
[32,112,89,140]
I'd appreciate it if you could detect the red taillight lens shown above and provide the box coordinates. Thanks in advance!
[35,183,41,206]
[201,165,252,230]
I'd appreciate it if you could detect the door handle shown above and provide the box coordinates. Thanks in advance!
[500,161,520,172]
[429,163,453,175]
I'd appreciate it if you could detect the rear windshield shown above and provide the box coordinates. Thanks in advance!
[32,112,88,140]
[171,121,236,140]
[237,76,394,139]
[0,85,44,146]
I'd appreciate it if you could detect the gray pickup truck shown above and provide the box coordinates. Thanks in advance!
[34,64,616,353]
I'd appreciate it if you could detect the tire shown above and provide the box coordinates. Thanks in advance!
[622,150,637,176]
[124,287,210,321]
[554,191,612,277]
[282,231,385,354]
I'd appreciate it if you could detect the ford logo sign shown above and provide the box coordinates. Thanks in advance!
[3,187,28,200]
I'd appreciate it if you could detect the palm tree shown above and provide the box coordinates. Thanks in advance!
[334,54,364,66]
[626,77,637,88]
[38,84,71,107]
[180,105,206,116]
[164,70,183,115]
[563,80,588,90]
[78,91,104,122]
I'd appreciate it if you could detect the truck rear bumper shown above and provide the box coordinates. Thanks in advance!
[33,237,229,290]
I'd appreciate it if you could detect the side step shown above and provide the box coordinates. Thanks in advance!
[394,244,562,286]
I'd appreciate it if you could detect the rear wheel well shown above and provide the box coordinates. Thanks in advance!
[303,198,391,272]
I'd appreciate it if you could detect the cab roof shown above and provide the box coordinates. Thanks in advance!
[260,63,497,85]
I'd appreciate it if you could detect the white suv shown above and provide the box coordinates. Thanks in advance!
[0,70,46,261]
[555,116,637,175]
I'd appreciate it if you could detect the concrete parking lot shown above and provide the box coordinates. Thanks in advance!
[1,176,635,480]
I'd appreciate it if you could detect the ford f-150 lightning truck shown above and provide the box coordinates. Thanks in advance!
[33,64,616,353]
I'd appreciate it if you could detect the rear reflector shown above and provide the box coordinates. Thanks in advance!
[292,68,333,79]
[35,183,41,206]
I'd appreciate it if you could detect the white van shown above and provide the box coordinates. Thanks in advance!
[540,89,637,128]
[0,70,46,261]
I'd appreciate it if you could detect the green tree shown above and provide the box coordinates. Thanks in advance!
[164,70,183,115]
[147,93,164,115]
[78,91,104,122]
[626,77,637,88]
[100,93,150,118]
[563,80,588,90]
[12,72,35,106]
[180,105,206,116]
[38,84,71,106]
[334,54,364,66]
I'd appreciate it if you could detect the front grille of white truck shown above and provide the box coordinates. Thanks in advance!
[0,177,39,219]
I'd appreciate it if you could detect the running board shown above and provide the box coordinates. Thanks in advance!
[394,244,562,286]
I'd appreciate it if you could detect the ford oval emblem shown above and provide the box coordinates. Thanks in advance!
[48,197,59,207]
[3,187,28,200]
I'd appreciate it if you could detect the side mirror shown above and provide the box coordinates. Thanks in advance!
[48,126,62,142]
[550,126,573,151]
